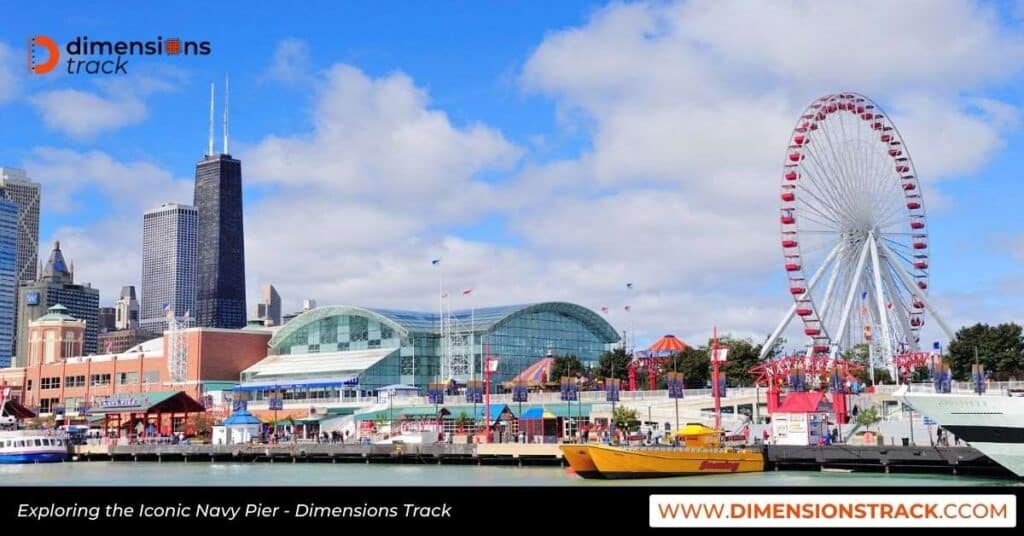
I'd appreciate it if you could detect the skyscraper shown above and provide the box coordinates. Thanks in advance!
[141,203,197,332]
[15,241,100,365]
[97,306,116,332]
[0,198,18,367]
[0,168,41,284]
[114,285,139,330]
[254,284,281,326]
[194,79,247,329]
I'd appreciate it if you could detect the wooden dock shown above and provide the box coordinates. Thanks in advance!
[73,442,566,466]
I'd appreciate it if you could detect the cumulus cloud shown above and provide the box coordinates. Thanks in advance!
[0,42,19,104]
[245,63,521,218]
[29,70,181,139]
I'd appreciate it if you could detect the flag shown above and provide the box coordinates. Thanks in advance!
[933,341,941,351]
[600,306,608,314]
[431,259,441,266]
[626,283,634,290]
[860,291,867,301]
[886,302,893,310]
[462,289,472,296]
[712,348,729,362]
[163,303,173,319]
[624,305,631,312]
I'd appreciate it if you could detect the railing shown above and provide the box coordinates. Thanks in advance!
[876,380,1024,396]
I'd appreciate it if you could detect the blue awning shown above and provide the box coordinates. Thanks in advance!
[234,377,358,393]
[520,407,544,419]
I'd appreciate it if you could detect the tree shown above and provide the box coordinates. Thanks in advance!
[188,412,213,441]
[843,343,871,384]
[454,411,472,433]
[550,354,584,381]
[611,405,638,432]
[719,336,761,387]
[670,347,710,388]
[854,406,881,432]
[597,348,631,382]
[948,323,1024,380]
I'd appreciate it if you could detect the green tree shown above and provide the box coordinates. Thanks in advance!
[550,354,583,381]
[597,348,631,381]
[670,346,710,388]
[948,323,1024,380]
[854,406,881,432]
[843,343,871,384]
[188,412,213,442]
[611,405,638,432]
[719,336,762,387]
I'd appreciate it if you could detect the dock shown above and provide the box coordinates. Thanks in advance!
[70,443,1018,478]
[73,442,566,466]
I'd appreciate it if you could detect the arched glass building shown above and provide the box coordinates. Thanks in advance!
[238,302,619,396]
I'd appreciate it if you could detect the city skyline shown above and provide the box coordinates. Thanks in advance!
[1,2,1023,350]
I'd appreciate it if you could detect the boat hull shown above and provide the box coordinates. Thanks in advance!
[585,444,764,479]
[0,451,67,464]
[558,445,602,479]
[902,391,1024,478]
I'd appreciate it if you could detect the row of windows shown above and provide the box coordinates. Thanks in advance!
[27,371,161,390]
[1,437,64,448]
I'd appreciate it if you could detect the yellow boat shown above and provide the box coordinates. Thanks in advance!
[559,444,601,479]
[559,423,764,479]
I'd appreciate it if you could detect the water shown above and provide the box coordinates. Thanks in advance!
[1,462,1019,486]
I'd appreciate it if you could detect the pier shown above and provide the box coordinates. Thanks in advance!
[69,442,1018,479]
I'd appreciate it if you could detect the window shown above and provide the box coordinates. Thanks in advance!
[143,370,160,384]
[40,377,61,390]
[118,372,138,385]
[90,374,111,386]
[65,375,86,388]
[26,379,32,391]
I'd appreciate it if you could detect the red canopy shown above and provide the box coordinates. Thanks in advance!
[647,334,688,354]
[776,391,827,413]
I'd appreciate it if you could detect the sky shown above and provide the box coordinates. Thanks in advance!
[1,0,1022,353]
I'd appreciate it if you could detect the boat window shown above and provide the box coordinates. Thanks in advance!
[56,439,63,446]
[34,439,41,446]
[17,440,25,447]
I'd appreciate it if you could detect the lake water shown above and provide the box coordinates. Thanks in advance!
[1,462,1020,486]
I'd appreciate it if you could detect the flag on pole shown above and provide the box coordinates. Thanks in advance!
[712,348,729,362]
[626,283,634,290]
[462,289,472,296]
[859,291,868,317]
[163,303,173,319]
[431,259,441,266]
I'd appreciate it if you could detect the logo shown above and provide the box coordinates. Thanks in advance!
[27,35,211,75]
[28,35,60,74]
[698,460,740,472]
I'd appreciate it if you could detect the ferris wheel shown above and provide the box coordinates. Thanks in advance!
[760,92,954,366]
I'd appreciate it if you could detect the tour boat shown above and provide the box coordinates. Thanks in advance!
[0,430,70,464]
[559,423,764,479]
[901,386,1024,478]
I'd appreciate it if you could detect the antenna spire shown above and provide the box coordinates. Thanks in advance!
[222,73,229,155]
[207,82,215,156]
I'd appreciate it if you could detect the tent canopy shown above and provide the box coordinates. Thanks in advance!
[222,409,263,426]
[520,407,558,420]
[776,391,831,413]
[675,423,717,437]
[513,357,554,385]
[1,399,36,419]
[647,334,688,354]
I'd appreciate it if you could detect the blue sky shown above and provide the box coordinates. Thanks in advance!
[1,1,1022,352]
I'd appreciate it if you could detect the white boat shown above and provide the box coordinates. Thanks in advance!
[0,430,70,464]
[901,386,1024,478]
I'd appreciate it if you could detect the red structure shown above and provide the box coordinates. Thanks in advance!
[628,334,688,391]
[749,354,863,425]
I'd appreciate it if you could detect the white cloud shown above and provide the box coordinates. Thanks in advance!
[30,89,147,139]
[28,70,181,139]
[245,63,521,219]
[0,42,19,104]
[24,147,193,214]
[261,38,312,84]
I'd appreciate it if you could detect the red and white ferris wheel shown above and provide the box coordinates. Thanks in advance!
[761,92,954,365]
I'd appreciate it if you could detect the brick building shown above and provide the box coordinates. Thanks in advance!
[0,318,272,415]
